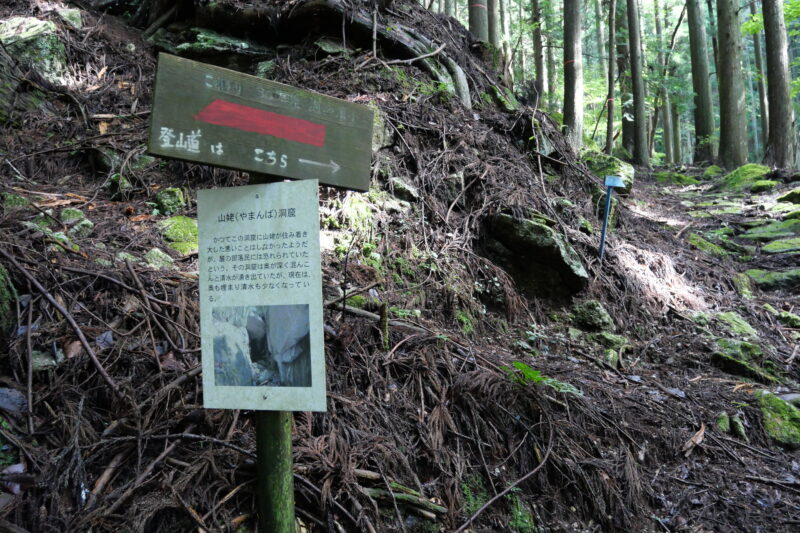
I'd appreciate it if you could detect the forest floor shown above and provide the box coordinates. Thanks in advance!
[0,1,799,532]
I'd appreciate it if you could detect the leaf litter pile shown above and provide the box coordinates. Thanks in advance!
[0,1,799,531]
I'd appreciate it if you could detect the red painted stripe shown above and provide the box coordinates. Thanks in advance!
[195,99,326,147]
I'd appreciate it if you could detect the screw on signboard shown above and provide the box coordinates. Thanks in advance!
[598,175,625,261]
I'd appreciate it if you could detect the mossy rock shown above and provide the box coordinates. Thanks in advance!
[715,312,757,339]
[716,411,731,433]
[717,164,771,191]
[764,305,800,328]
[785,210,800,220]
[67,218,94,239]
[687,233,727,257]
[389,177,418,202]
[2,193,29,208]
[367,101,394,153]
[712,338,777,383]
[115,251,140,264]
[777,188,800,204]
[740,219,800,241]
[175,28,271,56]
[751,180,779,193]
[60,207,85,222]
[0,17,67,84]
[484,214,588,299]
[580,150,635,194]
[732,273,754,299]
[655,171,699,186]
[158,216,198,255]
[746,268,800,290]
[762,237,800,254]
[755,390,800,449]
[703,165,724,179]
[145,248,174,269]
[155,188,186,215]
[572,300,615,332]
[589,331,627,350]
[107,173,132,200]
[56,8,82,29]
[21,221,78,251]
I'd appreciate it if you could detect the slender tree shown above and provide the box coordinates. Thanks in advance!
[563,0,584,151]
[654,0,672,163]
[626,0,648,166]
[616,0,634,157]
[469,0,489,41]
[749,1,769,149]
[671,104,682,162]
[545,2,558,112]
[532,0,546,100]
[605,0,617,155]
[594,0,607,79]
[444,0,454,17]
[762,0,796,168]
[488,0,501,49]
[716,0,748,168]
[686,0,716,162]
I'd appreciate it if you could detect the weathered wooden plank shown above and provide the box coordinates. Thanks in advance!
[148,54,374,191]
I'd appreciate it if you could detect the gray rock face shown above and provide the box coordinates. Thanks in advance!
[484,214,588,300]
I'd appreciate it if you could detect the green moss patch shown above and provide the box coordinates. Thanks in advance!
[158,216,198,255]
[755,390,800,448]
[712,338,777,383]
[715,312,757,339]
[687,233,727,257]
[762,237,800,254]
[155,188,185,215]
[746,268,800,290]
[59,207,84,222]
[572,300,615,331]
[580,150,635,194]
[750,180,779,193]
[732,273,754,299]
[588,331,628,350]
[655,171,699,186]
[740,219,800,241]
[2,193,29,208]
[777,188,800,204]
[717,164,770,191]
[703,165,724,179]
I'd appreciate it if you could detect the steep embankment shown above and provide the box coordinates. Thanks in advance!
[0,1,798,531]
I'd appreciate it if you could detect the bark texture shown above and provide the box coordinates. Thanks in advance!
[562,0,584,151]
[686,0,716,163]
[716,0,748,168]
[626,0,648,166]
[762,0,796,168]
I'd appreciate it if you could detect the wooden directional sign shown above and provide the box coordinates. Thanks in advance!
[147,54,374,191]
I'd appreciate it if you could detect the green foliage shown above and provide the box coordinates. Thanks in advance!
[461,475,489,515]
[507,491,536,533]
[456,310,474,335]
[0,418,16,466]
[504,361,583,396]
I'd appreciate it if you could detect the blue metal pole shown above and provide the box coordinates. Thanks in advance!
[598,185,613,261]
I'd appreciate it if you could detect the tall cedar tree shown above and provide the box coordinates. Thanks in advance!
[626,0,649,166]
[605,0,617,155]
[563,0,584,151]
[750,1,769,149]
[686,0,716,162]
[616,0,635,157]
[532,0,546,100]
[716,0,748,168]
[469,0,489,41]
[762,0,797,168]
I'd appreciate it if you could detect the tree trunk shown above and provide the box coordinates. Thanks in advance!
[705,0,719,74]
[605,0,617,155]
[626,0,648,166]
[762,0,796,168]
[594,0,607,79]
[545,3,557,113]
[444,0,454,17]
[488,0,501,49]
[616,0,634,158]
[532,0,546,101]
[686,0,716,163]
[656,0,673,163]
[672,103,682,163]
[750,1,769,150]
[563,0,583,151]
[469,0,489,42]
[716,0,748,168]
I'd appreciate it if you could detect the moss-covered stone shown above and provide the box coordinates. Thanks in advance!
[712,338,777,383]
[367,101,394,153]
[703,165,724,179]
[755,390,800,448]
[655,171,699,186]
[0,17,67,84]
[389,177,418,202]
[716,411,731,433]
[21,221,78,251]
[785,210,800,220]
[746,268,800,290]
[603,348,620,368]
[484,214,589,299]
[107,173,132,200]
[751,180,779,193]
[158,216,198,255]
[580,150,635,194]
[175,28,270,56]
[732,273,754,299]
[589,331,628,350]
[2,193,28,208]
[715,312,758,339]
[762,237,800,254]
[155,188,185,215]
[145,248,174,269]
[67,218,94,239]
[691,311,711,326]
[777,188,800,204]
[56,8,82,30]
[740,219,800,241]
[687,233,727,257]
[115,251,140,264]
[765,305,800,327]
[717,164,771,191]
[59,207,84,222]
[572,300,615,331]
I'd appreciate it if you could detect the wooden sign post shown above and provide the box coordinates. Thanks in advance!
[149,54,374,532]
[598,175,625,261]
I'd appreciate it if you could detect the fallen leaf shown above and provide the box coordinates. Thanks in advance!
[98,121,109,135]
[64,340,83,359]
[97,66,107,80]
[681,423,706,457]
[129,214,153,223]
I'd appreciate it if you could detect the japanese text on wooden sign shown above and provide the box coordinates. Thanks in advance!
[147,54,374,191]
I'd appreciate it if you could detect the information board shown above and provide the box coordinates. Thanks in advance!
[148,54,374,191]
[198,180,326,411]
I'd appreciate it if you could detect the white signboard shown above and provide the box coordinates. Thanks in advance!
[198,180,326,411]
